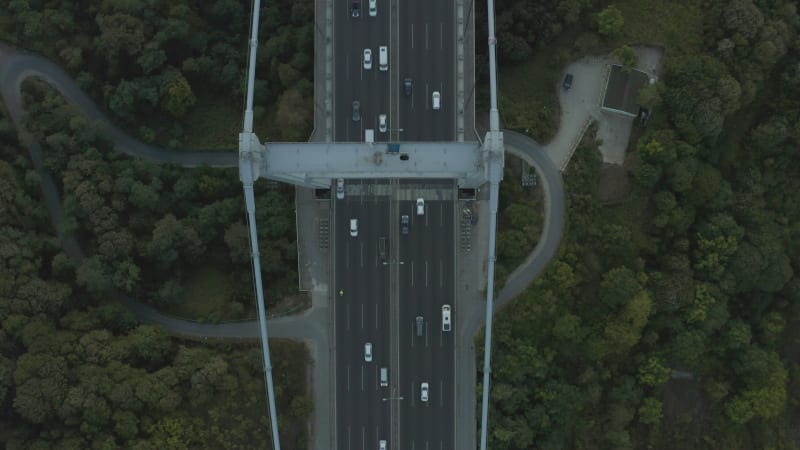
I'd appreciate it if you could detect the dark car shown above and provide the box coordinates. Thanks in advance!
[352,101,360,122]
[403,78,413,96]
[401,214,409,235]
[562,73,573,90]
[351,0,360,17]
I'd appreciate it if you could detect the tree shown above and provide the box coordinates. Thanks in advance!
[597,6,624,37]
[274,88,313,141]
[146,214,205,270]
[13,353,70,424]
[638,356,670,387]
[599,266,644,309]
[637,82,661,108]
[638,397,663,425]
[76,256,113,295]
[613,46,638,71]
[224,222,251,265]
[161,71,196,118]
[126,325,176,369]
[94,13,146,60]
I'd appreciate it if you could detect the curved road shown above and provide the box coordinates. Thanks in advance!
[1,42,565,448]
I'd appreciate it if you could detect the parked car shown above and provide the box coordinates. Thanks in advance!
[562,73,573,90]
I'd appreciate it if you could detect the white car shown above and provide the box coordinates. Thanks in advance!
[416,198,425,215]
[369,0,377,16]
[420,382,429,402]
[364,342,372,362]
[336,178,344,200]
[379,114,387,133]
[442,305,451,331]
[350,219,358,237]
[432,91,441,110]
[363,49,372,70]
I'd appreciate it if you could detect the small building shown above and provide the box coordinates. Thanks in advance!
[601,64,652,118]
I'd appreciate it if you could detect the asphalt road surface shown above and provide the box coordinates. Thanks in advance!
[397,179,456,449]
[398,0,455,141]
[333,0,391,143]
[334,179,392,450]
[332,0,458,443]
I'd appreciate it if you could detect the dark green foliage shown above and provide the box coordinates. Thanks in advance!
[487,1,800,443]
[3,0,315,145]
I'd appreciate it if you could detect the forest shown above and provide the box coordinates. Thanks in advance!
[1,0,313,447]
[0,99,312,447]
[486,0,800,448]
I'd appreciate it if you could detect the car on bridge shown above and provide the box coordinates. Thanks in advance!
[363,49,372,70]
[379,114,387,133]
[364,342,372,362]
[336,178,345,200]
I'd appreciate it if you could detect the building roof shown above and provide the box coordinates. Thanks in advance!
[602,65,651,117]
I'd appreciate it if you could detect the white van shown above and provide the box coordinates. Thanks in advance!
[379,46,388,71]
[380,367,388,386]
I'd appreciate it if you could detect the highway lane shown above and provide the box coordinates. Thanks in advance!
[334,0,391,143]
[398,179,456,449]
[398,0,455,141]
[335,180,392,450]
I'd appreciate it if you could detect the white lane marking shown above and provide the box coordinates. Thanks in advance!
[425,260,429,287]
[361,365,365,391]
[375,303,379,330]
[347,365,350,392]
[425,23,429,49]
[346,54,350,81]
[347,303,350,331]
[440,22,444,49]
[411,260,415,288]
[346,242,350,269]
[411,23,414,49]
[361,303,364,329]
[360,240,364,268]
[440,259,443,288]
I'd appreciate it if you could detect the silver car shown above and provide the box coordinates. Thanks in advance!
[421,382,429,402]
